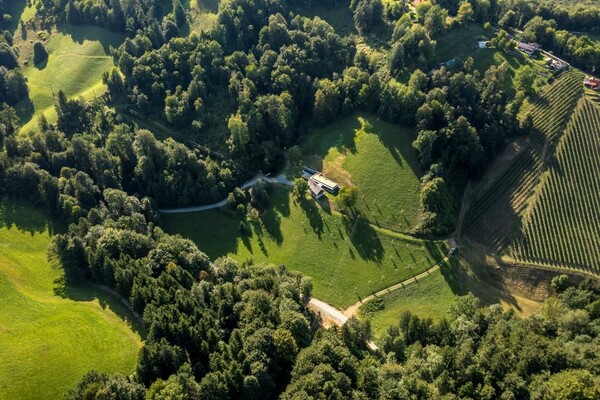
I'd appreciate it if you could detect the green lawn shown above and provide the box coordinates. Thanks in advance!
[301,114,424,233]
[16,24,125,133]
[359,266,458,338]
[0,201,141,400]
[163,186,447,308]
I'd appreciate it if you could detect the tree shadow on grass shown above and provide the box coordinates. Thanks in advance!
[260,208,283,245]
[59,23,125,54]
[65,283,146,339]
[298,197,324,239]
[342,213,384,264]
[0,198,65,236]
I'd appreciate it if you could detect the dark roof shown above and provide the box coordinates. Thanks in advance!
[517,42,540,52]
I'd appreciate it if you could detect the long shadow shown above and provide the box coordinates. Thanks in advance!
[261,208,283,245]
[298,197,324,238]
[58,23,125,54]
[271,186,291,217]
[14,96,35,130]
[0,198,65,236]
[342,212,384,263]
[65,283,146,339]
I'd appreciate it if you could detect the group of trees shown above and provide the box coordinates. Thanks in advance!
[0,23,28,112]
[37,0,186,38]
[1,95,237,214]
[64,270,600,399]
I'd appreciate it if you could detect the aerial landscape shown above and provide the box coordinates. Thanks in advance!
[0,0,599,398]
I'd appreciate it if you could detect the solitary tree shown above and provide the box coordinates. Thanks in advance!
[33,41,48,65]
[293,178,308,200]
[337,186,359,210]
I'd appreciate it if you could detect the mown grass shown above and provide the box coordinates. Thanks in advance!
[360,267,458,338]
[16,24,125,133]
[0,200,141,400]
[302,114,424,233]
[163,187,447,308]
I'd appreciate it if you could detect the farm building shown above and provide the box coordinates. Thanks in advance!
[308,179,325,200]
[584,76,600,90]
[310,173,339,193]
[517,42,540,55]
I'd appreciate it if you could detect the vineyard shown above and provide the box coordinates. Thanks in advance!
[462,70,583,251]
[513,97,600,272]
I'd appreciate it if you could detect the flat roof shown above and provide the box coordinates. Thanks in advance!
[310,174,339,189]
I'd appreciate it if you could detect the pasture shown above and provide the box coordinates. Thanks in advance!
[0,201,141,400]
[15,24,125,133]
[301,114,424,233]
[163,186,447,308]
[359,267,458,337]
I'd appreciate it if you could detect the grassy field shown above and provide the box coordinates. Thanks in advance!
[301,114,424,233]
[0,201,141,400]
[513,95,600,272]
[15,24,125,133]
[164,186,447,308]
[359,267,458,337]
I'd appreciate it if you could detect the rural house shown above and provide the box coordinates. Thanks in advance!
[517,42,540,55]
[584,76,600,90]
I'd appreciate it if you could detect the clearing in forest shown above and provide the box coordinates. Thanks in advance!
[164,186,447,309]
[301,114,424,233]
[14,24,125,133]
[0,201,141,400]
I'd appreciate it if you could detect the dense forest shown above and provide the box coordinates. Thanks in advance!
[1,0,600,398]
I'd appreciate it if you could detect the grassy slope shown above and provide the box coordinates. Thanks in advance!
[17,24,124,133]
[0,201,141,400]
[164,187,447,308]
[302,114,423,233]
[361,268,458,337]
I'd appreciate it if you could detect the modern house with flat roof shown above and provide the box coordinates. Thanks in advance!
[310,173,339,193]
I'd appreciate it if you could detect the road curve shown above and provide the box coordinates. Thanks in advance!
[158,174,292,214]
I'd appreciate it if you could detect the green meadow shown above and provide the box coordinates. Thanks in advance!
[164,187,447,309]
[302,114,424,233]
[0,201,141,400]
[359,267,458,338]
[16,24,125,133]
